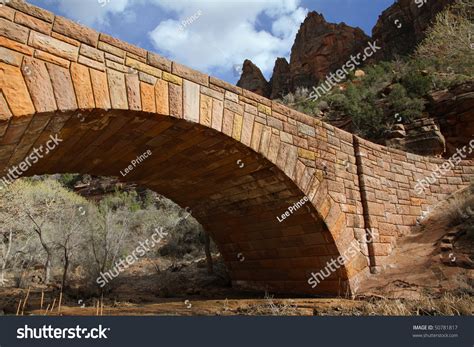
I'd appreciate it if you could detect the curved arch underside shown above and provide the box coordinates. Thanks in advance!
[1,110,348,295]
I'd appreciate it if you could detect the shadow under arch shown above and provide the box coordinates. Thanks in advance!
[1,109,350,296]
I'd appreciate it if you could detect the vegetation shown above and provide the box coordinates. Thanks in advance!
[0,177,209,294]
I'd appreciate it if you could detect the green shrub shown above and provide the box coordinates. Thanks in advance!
[387,84,425,122]
[415,0,474,76]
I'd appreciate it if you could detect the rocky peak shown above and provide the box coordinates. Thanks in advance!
[288,12,369,88]
[237,11,370,98]
[236,59,270,97]
[269,57,291,99]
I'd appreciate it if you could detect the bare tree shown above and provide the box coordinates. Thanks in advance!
[51,206,87,288]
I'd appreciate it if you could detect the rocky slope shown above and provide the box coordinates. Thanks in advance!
[427,82,474,159]
[371,0,455,61]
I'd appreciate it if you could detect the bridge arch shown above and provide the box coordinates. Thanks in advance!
[1,1,472,295]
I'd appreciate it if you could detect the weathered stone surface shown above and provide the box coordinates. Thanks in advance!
[173,62,208,86]
[162,71,182,86]
[138,72,156,85]
[201,86,223,101]
[0,92,12,121]
[14,12,51,34]
[70,63,95,109]
[53,16,99,46]
[232,114,243,141]
[98,41,125,58]
[0,46,22,66]
[29,31,78,61]
[183,79,200,123]
[148,52,172,72]
[51,32,80,47]
[200,94,212,127]
[46,62,77,111]
[107,68,128,109]
[125,73,141,111]
[0,62,35,116]
[78,55,105,71]
[0,17,29,43]
[140,81,155,113]
[168,83,182,118]
[7,0,54,23]
[241,113,254,147]
[89,69,111,109]
[211,99,223,131]
[222,108,234,137]
[80,44,104,62]
[155,79,169,116]
[0,6,15,21]
[100,33,146,58]
[34,50,69,68]
[0,36,33,56]
[22,57,57,112]
[126,56,161,78]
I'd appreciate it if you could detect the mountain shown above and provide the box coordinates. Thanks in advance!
[237,0,455,99]
[237,12,368,99]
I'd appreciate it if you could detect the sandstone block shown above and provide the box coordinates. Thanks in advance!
[29,31,78,61]
[183,80,200,123]
[172,62,208,86]
[169,83,182,118]
[53,16,99,46]
[46,63,77,111]
[0,62,34,116]
[0,18,29,43]
[71,63,95,109]
[155,79,169,116]
[90,69,111,109]
[107,68,128,109]
[140,81,155,113]
[22,57,57,112]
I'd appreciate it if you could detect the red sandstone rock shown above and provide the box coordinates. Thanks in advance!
[288,12,369,89]
[371,0,455,61]
[236,59,270,98]
[238,12,369,99]
[269,57,291,99]
[427,81,474,159]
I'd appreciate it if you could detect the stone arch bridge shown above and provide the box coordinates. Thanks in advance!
[0,1,472,295]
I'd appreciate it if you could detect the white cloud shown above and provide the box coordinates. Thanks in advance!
[52,0,131,26]
[46,0,308,79]
[148,0,308,78]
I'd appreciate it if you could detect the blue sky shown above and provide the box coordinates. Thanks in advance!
[29,0,394,83]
